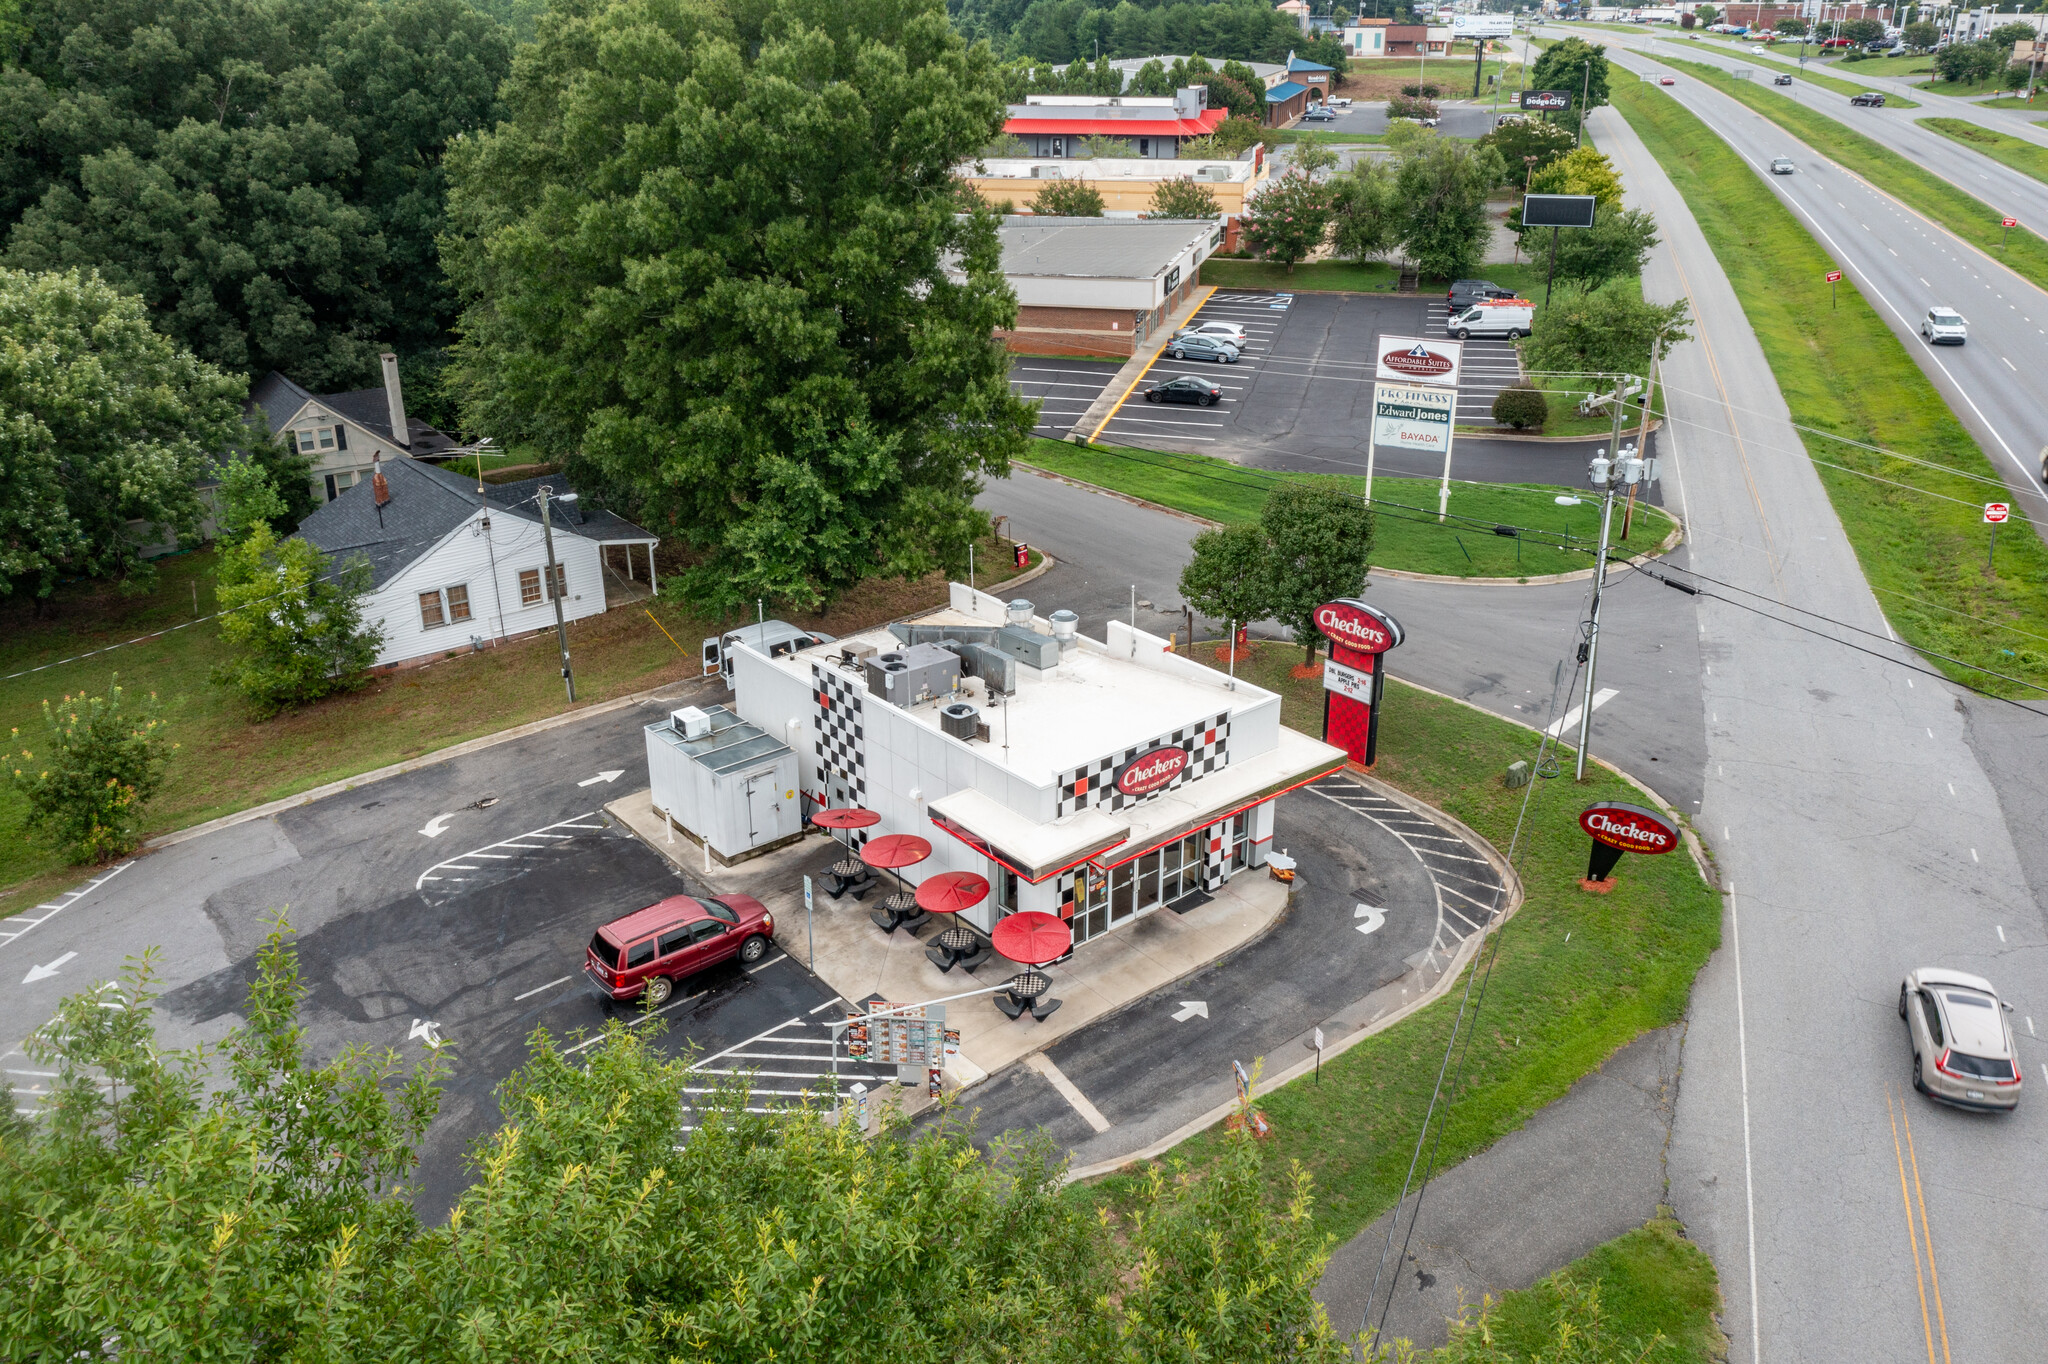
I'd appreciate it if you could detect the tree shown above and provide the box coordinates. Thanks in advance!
[1291,141,1341,177]
[1033,179,1107,215]
[1526,37,1611,125]
[1476,118,1578,186]
[1148,177,1223,219]
[1935,39,2007,84]
[6,676,175,862]
[1841,17,1888,44]
[1332,156,1402,261]
[1523,287,1693,379]
[1529,145,1625,212]
[213,526,384,717]
[0,929,1356,1361]
[215,455,289,544]
[1301,33,1352,81]
[1262,483,1375,666]
[1179,522,1273,638]
[443,0,1036,615]
[1905,21,1939,50]
[1694,4,1720,24]
[1396,139,1505,281]
[1,0,515,391]
[0,268,248,604]
[1205,71,1264,121]
[1775,17,1809,35]
[1241,169,1336,271]
[1082,135,1137,158]
[1552,207,1660,292]
[1133,57,1174,95]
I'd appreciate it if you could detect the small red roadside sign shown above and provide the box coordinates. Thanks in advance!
[1825,270,1843,283]
[1985,502,2011,524]
[2003,217,2019,228]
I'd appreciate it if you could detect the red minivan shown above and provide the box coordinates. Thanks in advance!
[585,893,775,1007]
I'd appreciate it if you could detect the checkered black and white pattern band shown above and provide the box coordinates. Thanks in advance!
[813,664,868,838]
[1053,710,1231,819]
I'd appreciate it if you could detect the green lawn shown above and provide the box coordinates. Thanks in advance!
[1022,439,1678,578]
[1675,41,1924,104]
[1970,94,2048,112]
[1613,76,2048,699]
[1199,259,1399,292]
[1660,56,2045,282]
[0,536,1040,916]
[1919,116,2048,185]
[1442,1215,1725,1361]
[1080,658,1722,1254]
[1834,53,1936,79]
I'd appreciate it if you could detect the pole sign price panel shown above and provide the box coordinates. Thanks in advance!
[1371,384,1456,456]
[1520,89,1573,111]
[1578,801,1680,887]
[1314,599,1404,768]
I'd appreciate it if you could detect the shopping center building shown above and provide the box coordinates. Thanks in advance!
[725,585,1347,946]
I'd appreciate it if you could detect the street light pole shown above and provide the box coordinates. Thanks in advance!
[1576,58,1592,145]
[538,485,577,702]
[1574,403,1648,782]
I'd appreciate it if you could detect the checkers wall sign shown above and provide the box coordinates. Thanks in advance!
[1116,745,1190,797]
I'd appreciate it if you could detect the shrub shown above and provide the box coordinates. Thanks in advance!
[1492,385,1550,430]
[7,676,175,862]
[214,526,384,718]
[1030,179,1105,216]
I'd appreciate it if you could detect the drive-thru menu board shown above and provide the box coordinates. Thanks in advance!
[845,1002,952,1096]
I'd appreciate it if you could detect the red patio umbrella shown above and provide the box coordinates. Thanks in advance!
[812,806,881,830]
[915,871,989,915]
[991,910,1071,966]
[861,834,933,902]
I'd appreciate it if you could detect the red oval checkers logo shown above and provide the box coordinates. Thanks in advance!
[1117,745,1189,797]
[1314,600,1404,654]
[1579,802,1680,855]
[1381,342,1455,379]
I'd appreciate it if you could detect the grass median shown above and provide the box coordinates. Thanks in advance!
[1080,653,1722,1255]
[1612,75,2048,697]
[1918,115,2048,186]
[1022,438,1680,578]
[1663,56,2043,278]
[1460,1214,1725,1359]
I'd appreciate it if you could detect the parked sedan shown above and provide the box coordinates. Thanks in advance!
[585,893,775,1007]
[1901,968,2021,1111]
[1850,90,1886,106]
[1172,320,1250,347]
[1166,333,1240,364]
[1303,105,1337,121]
[1770,156,1796,174]
[1144,374,1223,406]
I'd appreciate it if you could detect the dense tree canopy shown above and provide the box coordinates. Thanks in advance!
[445,0,1037,613]
[0,0,514,391]
[1526,36,1610,127]
[1395,138,1504,280]
[952,0,1312,64]
[0,268,247,601]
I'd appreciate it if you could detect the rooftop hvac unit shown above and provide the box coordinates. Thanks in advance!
[995,624,1059,670]
[938,702,979,741]
[864,643,961,708]
[671,706,711,739]
[960,642,1017,694]
[1196,165,1230,181]
[1006,598,1034,627]
[1032,165,1062,179]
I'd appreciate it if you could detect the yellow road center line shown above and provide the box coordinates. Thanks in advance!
[1887,1084,1939,1364]
[1899,1097,1954,1364]
[1088,285,1217,444]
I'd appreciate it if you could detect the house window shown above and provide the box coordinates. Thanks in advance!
[519,565,566,607]
[418,585,471,629]
[298,430,318,453]
[322,471,359,501]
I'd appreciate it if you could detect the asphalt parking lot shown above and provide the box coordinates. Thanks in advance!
[1305,99,1503,140]
[1009,356,1120,440]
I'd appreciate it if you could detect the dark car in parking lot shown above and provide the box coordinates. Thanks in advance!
[1850,91,1886,106]
[1166,332,1240,364]
[1145,374,1223,406]
[585,892,775,1007]
[1447,279,1516,313]
[1303,105,1337,121]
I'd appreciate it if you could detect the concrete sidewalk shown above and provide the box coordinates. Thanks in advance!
[1065,285,1216,443]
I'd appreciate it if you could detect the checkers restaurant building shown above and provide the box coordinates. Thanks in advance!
[724,585,1347,944]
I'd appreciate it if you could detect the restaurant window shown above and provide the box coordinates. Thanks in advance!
[991,866,1019,917]
[1229,809,1250,872]
[1139,137,1151,156]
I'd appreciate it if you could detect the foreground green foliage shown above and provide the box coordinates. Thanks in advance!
[1178,484,1376,665]
[1615,76,2048,698]
[5,676,174,862]
[446,0,1036,614]
[212,526,384,717]
[0,926,1357,1360]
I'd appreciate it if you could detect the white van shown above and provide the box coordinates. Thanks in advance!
[1448,298,1533,340]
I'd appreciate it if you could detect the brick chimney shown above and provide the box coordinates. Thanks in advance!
[379,351,410,450]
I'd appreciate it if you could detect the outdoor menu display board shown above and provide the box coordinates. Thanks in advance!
[846,1002,950,1095]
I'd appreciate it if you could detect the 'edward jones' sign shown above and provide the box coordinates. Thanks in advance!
[1117,745,1189,797]
[1579,803,1680,855]
[1314,600,1405,655]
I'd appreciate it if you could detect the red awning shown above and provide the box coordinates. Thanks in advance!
[1003,109,1227,137]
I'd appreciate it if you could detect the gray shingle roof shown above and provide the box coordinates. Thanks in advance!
[995,217,1219,282]
[244,371,459,456]
[294,458,656,590]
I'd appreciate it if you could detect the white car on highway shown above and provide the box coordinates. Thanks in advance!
[1921,307,1967,345]
[1901,968,2022,1111]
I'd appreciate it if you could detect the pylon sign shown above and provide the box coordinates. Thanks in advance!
[1317,599,1404,767]
[1579,801,1680,885]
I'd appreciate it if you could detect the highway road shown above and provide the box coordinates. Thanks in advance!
[1580,36,2048,532]
[1589,97,2048,1364]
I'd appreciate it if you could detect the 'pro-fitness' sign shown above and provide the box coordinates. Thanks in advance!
[1372,383,1455,456]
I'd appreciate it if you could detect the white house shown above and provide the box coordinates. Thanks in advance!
[294,456,659,670]
[247,353,463,506]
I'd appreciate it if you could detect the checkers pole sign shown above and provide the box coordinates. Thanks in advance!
[1579,801,1680,886]
[1316,600,1404,768]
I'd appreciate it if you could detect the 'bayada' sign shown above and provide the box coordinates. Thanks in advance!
[1314,599,1404,655]
[1579,803,1679,855]
[1117,745,1189,797]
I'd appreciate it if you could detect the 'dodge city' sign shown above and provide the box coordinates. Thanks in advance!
[1579,803,1680,856]
[1117,745,1189,797]
[1314,599,1405,656]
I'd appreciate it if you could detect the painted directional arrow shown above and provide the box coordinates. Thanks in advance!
[1355,903,1386,936]
[578,769,626,787]
[22,951,77,984]
[408,1018,446,1049]
[420,813,455,839]
[1172,1000,1209,1022]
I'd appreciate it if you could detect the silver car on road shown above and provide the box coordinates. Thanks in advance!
[1900,968,2022,1111]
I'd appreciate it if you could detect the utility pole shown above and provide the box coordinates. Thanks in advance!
[1576,58,1592,146]
[1575,392,1650,782]
[538,485,577,702]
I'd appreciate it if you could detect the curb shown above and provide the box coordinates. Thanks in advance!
[1012,461,1687,587]
[129,555,1060,860]
[1064,768,1524,1183]
[1454,419,1665,444]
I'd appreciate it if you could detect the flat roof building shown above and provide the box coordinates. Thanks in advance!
[726,585,1346,945]
[953,215,1223,357]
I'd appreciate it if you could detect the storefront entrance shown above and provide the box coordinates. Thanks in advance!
[1070,810,1251,944]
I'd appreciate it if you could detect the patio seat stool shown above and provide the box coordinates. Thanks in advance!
[956,944,994,974]
[924,944,956,973]
[994,992,1026,1020]
[869,906,900,933]
[1030,996,1062,1021]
